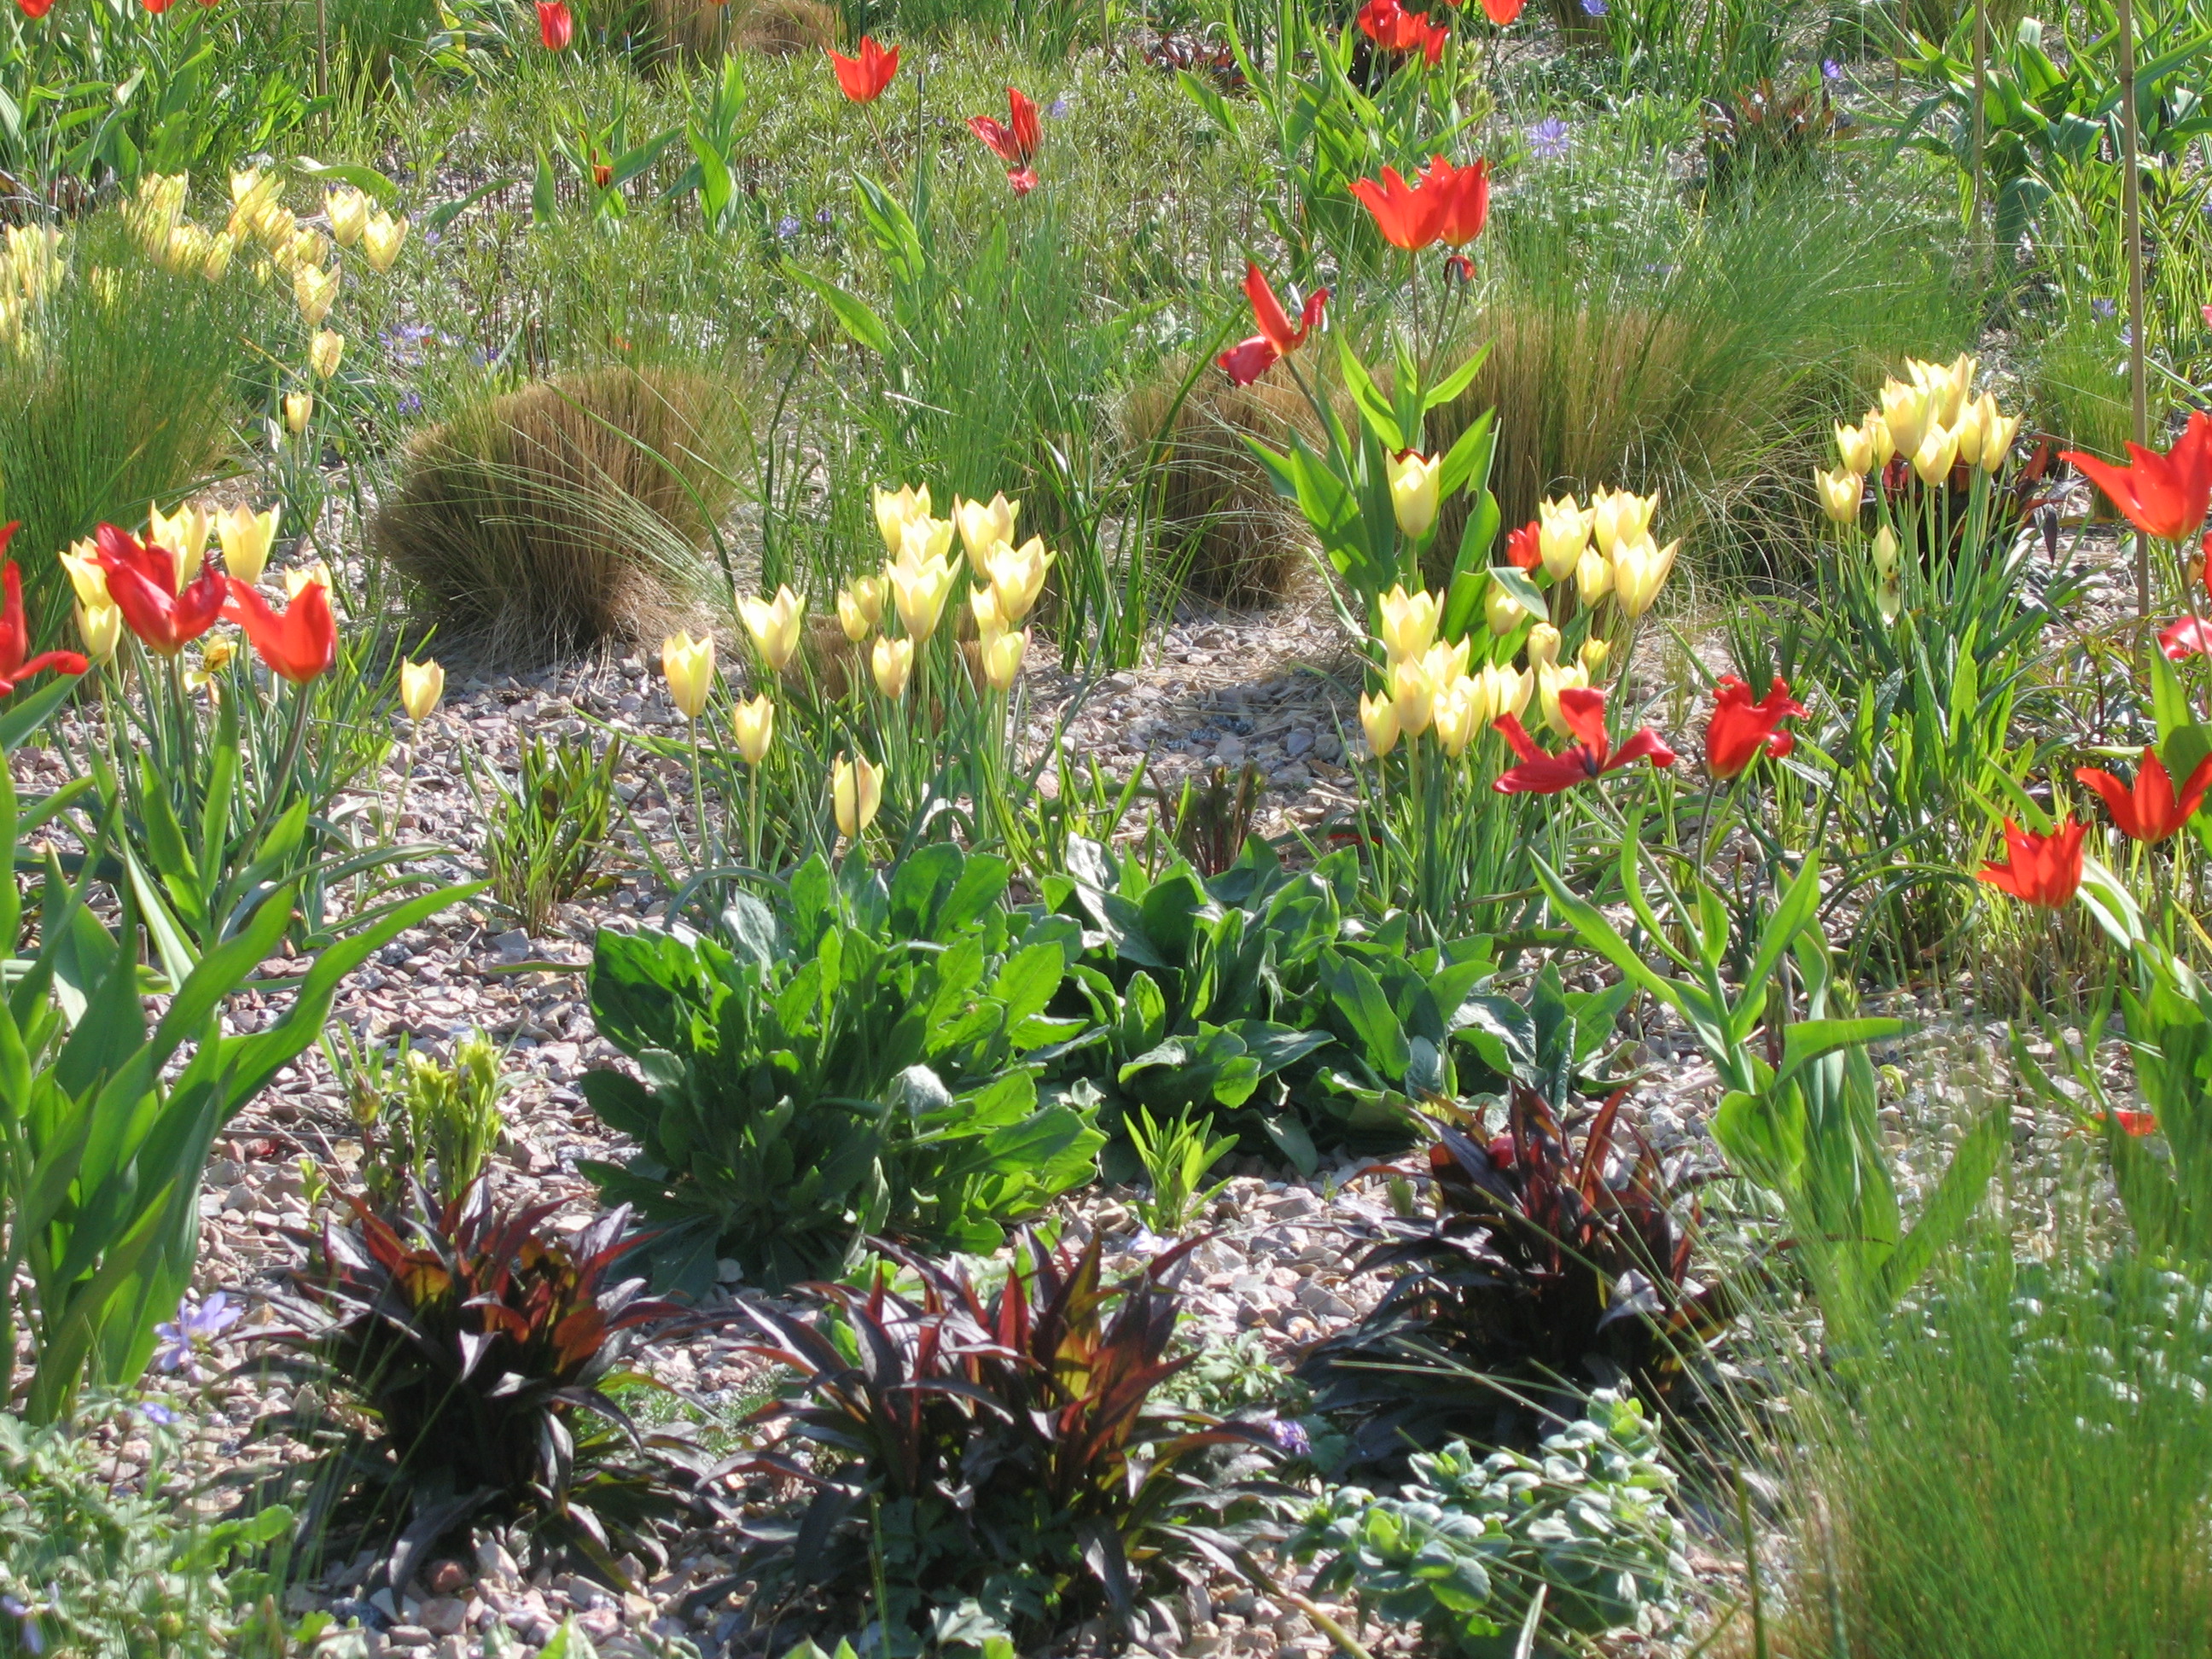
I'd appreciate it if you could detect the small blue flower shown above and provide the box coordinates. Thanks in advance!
[2093,297,2117,318]
[1822,58,1842,80]
[815,207,834,224]
[1047,96,1069,119]
[1580,0,1606,15]
[2120,323,2134,346]
[139,1401,179,1426]
[1528,116,1571,160]
[776,215,801,239]
[3,1595,43,1656]
[153,1292,240,1380]
[396,390,423,416]
[1267,1417,1313,1457]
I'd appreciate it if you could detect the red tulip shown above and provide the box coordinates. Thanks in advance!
[16,0,55,19]
[141,0,172,13]
[969,86,1041,166]
[1427,155,1489,247]
[1493,687,1676,795]
[1481,0,1524,20]
[224,578,336,684]
[0,527,86,695]
[2163,615,2212,661]
[1357,0,1447,63]
[2060,410,2212,544]
[1505,520,1541,570]
[536,0,572,50]
[2074,746,2212,844]
[1004,166,1039,196]
[93,523,227,656]
[1350,154,1488,252]
[828,35,899,102]
[2108,1109,2158,1137]
[1218,261,1328,387]
[1704,674,1806,779]
[1976,818,2086,909]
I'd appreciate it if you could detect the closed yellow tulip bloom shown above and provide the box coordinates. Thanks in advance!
[833,753,882,840]
[361,212,408,273]
[59,542,109,610]
[1815,467,1863,525]
[1590,486,1658,559]
[837,575,885,641]
[1878,380,1926,463]
[1579,637,1610,678]
[873,484,932,554]
[661,631,717,720]
[1978,397,2020,473]
[1911,422,1959,486]
[1377,584,1439,665]
[1473,661,1533,728]
[285,392,315,435]
[1610,534,1678,619]
[1538,661,1590,736]
[871,636,913,699]
[984,535,1053,622]
[198,231,236,282]
[1422,636,1470,690]
[294,263,339,326]
[279,226,330,276]
[1871,525,1900,581]
[251,198,296,252]
[1834,420,1875,477]
[148,503,212,587]
[733,694,775,766]
[1524,622,1562,667]
[739,585,804,672]
[953,492,1020,562]
[217,504,280,585]
[1430,675,1481,758]
[1486,585,1529,636]
[1867,412,1896,469]
[1576,547,1614,605]
[1390,657,1435,738]
[325,186,370,247]
[982,626,1027,691]
[311,329,344,381]
[1359,690,1400,759]
[76,601,122,665]
[1538,494,1592,580]
[399,658,445,721]
[889,550,958,645]
[1388,450,1442,539]
[969,584,1006,638]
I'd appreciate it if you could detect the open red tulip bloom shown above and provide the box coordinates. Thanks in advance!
[1976,818,2086,909]
[969,88,1041,195]
[1218,262,1328,387]
[1351,154,1489,252]
[2163,615,2212,661]
[536,0,572,50]
[16,0,55,20]
[2074,746,2212,844]
[224,578,336,684]
[0,528,86,696]
[1493,687,1676,795]
[1705,674,1807,779]
[1480,0,1525,20]
[93,522,227,656]
[2060,410,2212,544]
[1357,0,1448,64]
[1505,519,1541,570]
[828,35,898,102]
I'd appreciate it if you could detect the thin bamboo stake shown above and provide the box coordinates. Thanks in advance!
[1971,1,1988,282]
[2119,0,2149,620]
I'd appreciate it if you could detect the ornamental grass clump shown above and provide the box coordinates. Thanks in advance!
[372,366,742,665]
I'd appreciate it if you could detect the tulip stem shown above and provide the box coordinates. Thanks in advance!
[244,678,313,859]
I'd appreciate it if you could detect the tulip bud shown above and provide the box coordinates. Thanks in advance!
[1377,585,1439,665]
[1576,547,1613,604]
[1579,637,1610,677]
[1952,395,1986,467]
[1877,568,1903,623]
[1834,420,1875,477]
[953,492,1020,562]
[733,693,775,766]
[982,626,1027,691]
[1388,450,1442,540]
[284,561,333,599]
[1538,495,1592,581]
[285,391,314,434]
[361,212,408,273]
[840,575,885,640]
[1815,467,1862,525]
[984,535,1053,622]
[873,484,932,554]
[833,752,882,840]
[1867,412,1896,469]
[661,631,716,719]
[1871,525,1900,579]
[1430,676,1479,759]
[1359,690,1400,759]
[1610,535,1678,619]
[60,542,109,610]
[400,657,445,721]
[148,503,212,588]
[872,636,913,699]
[1423,635,1470,689]
[1478,661,1533,727]
[1389,657,1435,738]
[325,186,370,247]
[1911,422,1959,486]
[897,513,956,571]
[200,232,236,281]
[311,329,344,380]
[889,549,958,645]
[76,601,122,665]
[1879,379,1926,461]
[252,198,296,252]
[202,637,236,674]
[1525,623,1562,667]
[294,262,338,326]
[217,504,280,585]
[1538,661,1590,736]
[739,585,804,673]
[969,584,1005,638]
[1485,585,1529,636]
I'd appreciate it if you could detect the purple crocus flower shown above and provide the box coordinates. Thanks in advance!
[1822,58,1842,80]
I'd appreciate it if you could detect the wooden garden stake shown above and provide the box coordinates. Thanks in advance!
[2119,0,2150,619]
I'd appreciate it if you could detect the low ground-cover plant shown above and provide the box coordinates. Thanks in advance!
[1295,1388,1692,1658]
[475,731,622,935]
[583,844,1103,1291]
[731,1236,1287,1654]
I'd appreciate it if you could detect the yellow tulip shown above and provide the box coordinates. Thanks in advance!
[283,561,333,600]
[1867,411,1896,469]
[1524,623,1561,668]
[129,172,189,253]
[1590,486,1658,559]
[833,753,882,840]
[1579,637,1610,678]
[1430,676,1480,759]
[1878,380,1926,463]
[1377,584,1439,665]
[1538,494,1592,581]
[871,636,913,699]
[1610,534,1678,619]
[739,585,804,672]
[873,484,933,554]
[3,225,64,301]
[661,631,717,719]
[399,658,445,721]
[1815,467,1863,525]
[1911,422,1959,486]
[1979,397,2020,473]
[325,186,370,247]
[285,391,315,435]
[198,232,236,282]
[1877,570,1903,624]
[360,212,408,273]
[1359,690,1400,759]
[1576,547,1613,605]
[217,504,279,585]
[1389,657,1435,738]
[1388,450,1442,539]
[59,542,109,610]
[1538,661,1590,736]
[1485,585,1529,636]
[230,167,276,211]
[953,492,1020,562]
[969,584,1005,639]
[160,224,207,276]
[1472,661,1532,728]
[888,549,958,645]
[1422,635,1470,689]
[733,693,775,766]
[76,601,122,665]
[1871,525,1900,581]
[294,263,339,326]
[837,576,884,641]
[311,329,344,381]
[1912,352,1976,427]
[984,535,1053,622]
[1834,420,1875,477]
[148,503,212,587]
[896,513,957,571]
[982,626,1027,691]
[279,226,330,276]
[251,198,296,252]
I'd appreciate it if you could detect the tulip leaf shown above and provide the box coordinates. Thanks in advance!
[291,157,397,203]
[789,265,892,357]
[1422,344,1491,415]
[423,175,515,236]
[532,146,557,226]
[1336,339,1403,454]
[1486,564,1547,619]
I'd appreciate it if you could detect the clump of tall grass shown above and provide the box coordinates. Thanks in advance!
[372,365,745,663]
[646,0,836,62]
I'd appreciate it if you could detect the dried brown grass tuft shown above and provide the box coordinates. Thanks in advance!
[372,367,743,667]
[646,0,835,61]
